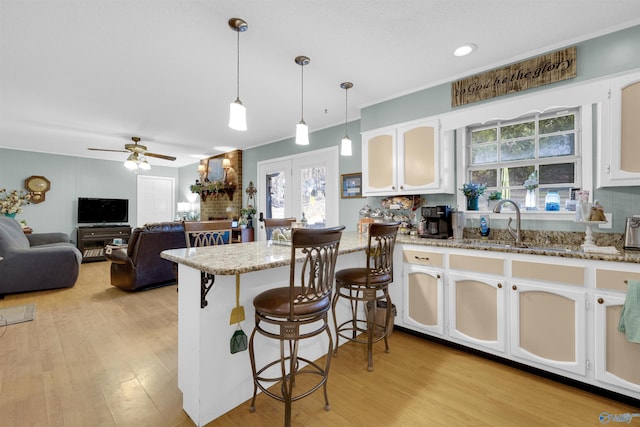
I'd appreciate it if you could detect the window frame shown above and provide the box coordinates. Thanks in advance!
[465,108,582,212]
[446,80,601,220]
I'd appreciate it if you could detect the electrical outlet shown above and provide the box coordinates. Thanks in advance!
[599,213,612,229]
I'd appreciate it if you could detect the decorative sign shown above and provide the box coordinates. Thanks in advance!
[451,46,577,107]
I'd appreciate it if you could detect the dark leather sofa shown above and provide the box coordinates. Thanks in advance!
[105,221,186,291]
[0,216,82,297]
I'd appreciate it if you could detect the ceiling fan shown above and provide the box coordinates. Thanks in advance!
[88,136,177,162]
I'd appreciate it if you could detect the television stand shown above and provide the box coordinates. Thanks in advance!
[77,226,132,262]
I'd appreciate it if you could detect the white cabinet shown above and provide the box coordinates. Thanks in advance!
[599,70,640,187]
[362,119,454,196]
[509,281,586,376]
[402,248,445,335]
[404,264,444,336]
[448,272,506,353]
[594,293,640,394]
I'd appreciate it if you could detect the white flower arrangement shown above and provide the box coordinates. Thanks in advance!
[0,188,31,215]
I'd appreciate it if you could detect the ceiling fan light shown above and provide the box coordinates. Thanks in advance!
[139,157,151,170]
[341,136,352,156]
[124,153,138,170]
[228,99,247,131]
[295,121,309,145]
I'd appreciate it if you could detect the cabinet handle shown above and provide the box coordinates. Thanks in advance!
[414,256,430,261]
[597,297,604,304]
[400,185,404,190]
[497,283,502,288]
[392,186,396,190]
[437,274,441,279]
[512,285,517,291]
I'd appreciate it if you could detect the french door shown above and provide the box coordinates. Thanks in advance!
[257,147,339,240]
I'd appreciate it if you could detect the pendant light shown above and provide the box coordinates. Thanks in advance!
[228,18,248,131]
[340,82,353,156]
[295,56,310,145]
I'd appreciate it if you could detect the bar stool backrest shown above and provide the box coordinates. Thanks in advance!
[288,226,345,320]
[183,220,232,247]
[264,217,296,240]
[366,222,401,285]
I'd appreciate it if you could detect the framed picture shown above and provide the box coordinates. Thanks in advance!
[341,172,363,198]
[207,157,225,182]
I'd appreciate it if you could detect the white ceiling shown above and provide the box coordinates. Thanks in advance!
[2,1,640,168]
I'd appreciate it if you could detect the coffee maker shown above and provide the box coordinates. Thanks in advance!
[420,206,453,239]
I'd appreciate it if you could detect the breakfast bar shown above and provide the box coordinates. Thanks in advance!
[161,232,369,426]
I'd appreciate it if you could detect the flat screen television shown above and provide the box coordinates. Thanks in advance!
[77,197,129,224]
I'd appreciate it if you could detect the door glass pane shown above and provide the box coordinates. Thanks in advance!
[300,166,326,227]
[266,171,285,219]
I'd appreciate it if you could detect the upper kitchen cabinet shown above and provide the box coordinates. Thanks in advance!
[599,70,640,187]
[362,119,454,196]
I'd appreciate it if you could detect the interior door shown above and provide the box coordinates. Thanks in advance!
[257,147,338,240]
[136,175,175,227]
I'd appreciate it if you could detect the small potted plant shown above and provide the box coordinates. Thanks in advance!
[460,183,486,211]
[487,191,502,210]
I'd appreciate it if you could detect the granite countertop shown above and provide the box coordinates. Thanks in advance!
[161,231,370,275]
[396,234,640,264]
[162,230,640,274]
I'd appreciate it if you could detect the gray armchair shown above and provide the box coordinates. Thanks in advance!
[0,216,82,297]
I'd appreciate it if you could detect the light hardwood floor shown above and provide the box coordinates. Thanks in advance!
[0,261,637,427]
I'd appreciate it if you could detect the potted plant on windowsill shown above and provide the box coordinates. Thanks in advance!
[460,183,486,211]
[487,191,502,211]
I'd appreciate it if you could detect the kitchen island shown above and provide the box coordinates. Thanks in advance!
[161,232,369,426]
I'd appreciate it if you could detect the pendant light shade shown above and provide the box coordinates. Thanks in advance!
[228,18,248,131]
[295,56,310,145]
[228,99,246,131]
[340,82,353,156]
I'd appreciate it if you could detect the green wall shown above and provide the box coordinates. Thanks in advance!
[0,148,180,239]
[242,24,640,234]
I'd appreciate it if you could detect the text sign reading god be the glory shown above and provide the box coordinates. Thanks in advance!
[451,46,577,107]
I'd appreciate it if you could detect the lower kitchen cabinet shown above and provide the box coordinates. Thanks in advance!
[509,281,586,376]
[403,264,444,336]
[399,243,640,401]
[594,293,640,394]
[448,272,506,353]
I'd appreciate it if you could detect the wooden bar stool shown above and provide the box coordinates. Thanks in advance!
[331,222,400,371]
[263,217,296,240]
[249,226,345,427]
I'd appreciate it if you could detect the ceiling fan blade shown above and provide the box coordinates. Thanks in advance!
[88,148,129,153]
[144,152,176,161]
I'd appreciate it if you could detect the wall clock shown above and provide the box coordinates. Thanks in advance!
[24,175,51,204]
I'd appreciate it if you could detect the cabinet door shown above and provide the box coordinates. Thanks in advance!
[448,272,506,353]
[510,281,586,375]
[397,121,438,192]
[600,71,640,187]
[403,264,444,336]
[362,128,397,194]
[594,293,640,394]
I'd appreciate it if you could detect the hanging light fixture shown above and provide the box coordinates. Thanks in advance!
[340,82,353,156]
[123,152,151,171]
[228,18,248,131]
[295,55,310,145]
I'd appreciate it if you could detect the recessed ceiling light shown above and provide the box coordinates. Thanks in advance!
[454,43,477,57]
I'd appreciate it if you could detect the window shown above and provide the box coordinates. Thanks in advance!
[465,108,581,210]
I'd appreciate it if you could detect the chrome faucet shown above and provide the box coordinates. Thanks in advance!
[492,199,522,244]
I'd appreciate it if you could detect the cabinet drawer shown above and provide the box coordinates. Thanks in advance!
[596,269,640,291]
[449,254,504,275]
[403,249,443,267]
[512,260,584,286]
